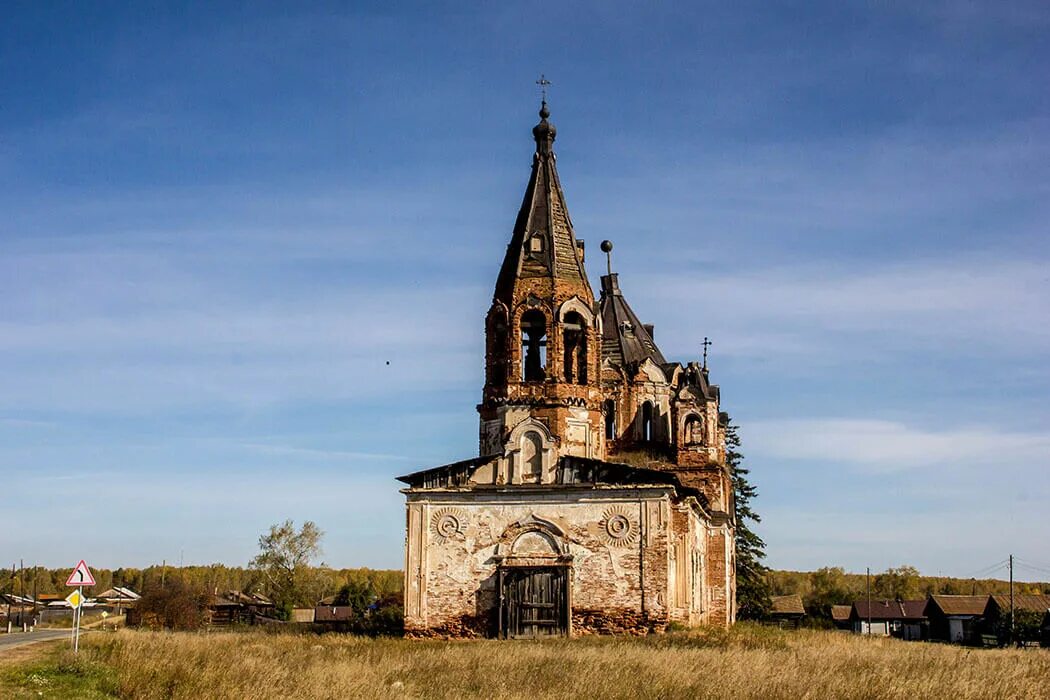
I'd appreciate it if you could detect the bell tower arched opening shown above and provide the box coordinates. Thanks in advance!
[520,310,547,382]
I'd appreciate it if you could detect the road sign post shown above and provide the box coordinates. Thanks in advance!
[65,561,94,654]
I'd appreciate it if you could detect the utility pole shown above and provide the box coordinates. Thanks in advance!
[19,560,24,631]
[866,567,871,636]
[5,564,12,633]
[1009,554,1014,646]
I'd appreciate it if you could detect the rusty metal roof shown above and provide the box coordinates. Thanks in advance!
[852,599,927,620]
[987,594,1050,614]
[770,594,806,616]
[598,273,666,368]
[831,604,852,621]
[926,595,988,616]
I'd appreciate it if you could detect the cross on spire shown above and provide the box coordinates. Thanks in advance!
[701,337,712,371]
[536,74,551,102]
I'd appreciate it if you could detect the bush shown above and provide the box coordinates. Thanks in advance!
[135,579,209,630]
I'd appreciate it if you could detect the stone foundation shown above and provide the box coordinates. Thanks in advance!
[572,608,669,636]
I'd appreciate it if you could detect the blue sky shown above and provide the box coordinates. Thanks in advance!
[2,1,1048,581]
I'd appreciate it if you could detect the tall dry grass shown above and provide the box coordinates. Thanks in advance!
[78,625,1049,700]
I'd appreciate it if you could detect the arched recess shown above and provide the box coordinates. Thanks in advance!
[603,399,617,441]
[520,309,547,382]
[683,413,705,446]
[486,302,510,386]
[556,296,594,325]
[562,311,588,384]
[494,514,571,558]
[505,418,556,484]
[521,431,543,481]
[641,401,654,442]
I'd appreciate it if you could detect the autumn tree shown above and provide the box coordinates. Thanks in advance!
[873,565,921,600]
[136,578,209,630]
[726,414,772,619]
[250,519,325,617]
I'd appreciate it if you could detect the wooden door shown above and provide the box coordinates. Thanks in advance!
[501,567,568,638]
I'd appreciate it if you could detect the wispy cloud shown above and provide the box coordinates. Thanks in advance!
[636,256,1050,366]
[746,418,1050,472]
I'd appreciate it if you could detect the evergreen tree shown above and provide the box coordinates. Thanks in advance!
[725,414,772,619]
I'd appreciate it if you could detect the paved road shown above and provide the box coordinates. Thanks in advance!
[0,629,75,653]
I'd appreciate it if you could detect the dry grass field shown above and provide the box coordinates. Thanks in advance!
[2,625,1048,699]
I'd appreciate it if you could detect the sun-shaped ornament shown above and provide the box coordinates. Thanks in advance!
[599,506,638,547]
[430,508,467,544]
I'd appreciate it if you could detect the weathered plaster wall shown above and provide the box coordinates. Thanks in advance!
[403,488,680,637]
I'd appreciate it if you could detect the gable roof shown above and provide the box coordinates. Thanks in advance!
[769,594,806,616]
[926,595,988,616]
[987,594,1050,615]
[852,599,927,621]
[96,587,140,600]
[831,605,852,622]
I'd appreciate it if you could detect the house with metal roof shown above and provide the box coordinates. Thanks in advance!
[850,599,927,640]
[768,594,806,628]
[924,595,988,644]
[982,594,1050,646]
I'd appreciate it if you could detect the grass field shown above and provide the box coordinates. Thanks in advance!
[2,625,1048,699]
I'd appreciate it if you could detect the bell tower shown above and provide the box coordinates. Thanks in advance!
[478,101,606,468]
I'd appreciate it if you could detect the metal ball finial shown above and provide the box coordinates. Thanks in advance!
[600,240,614,276]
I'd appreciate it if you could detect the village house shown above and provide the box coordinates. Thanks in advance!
[94,586,140,612]
[849,599,926,640]
[923,595,987,644]
[768,594,806,628]
[830,604,852,630]
[982,594,1050,646]
[399,101,736,638]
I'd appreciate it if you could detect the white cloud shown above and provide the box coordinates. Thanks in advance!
[746,417,1050,471]
[636,256,1050,365]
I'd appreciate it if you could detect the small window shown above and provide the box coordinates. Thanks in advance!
[604,399,616,440]
[528,235,544,253]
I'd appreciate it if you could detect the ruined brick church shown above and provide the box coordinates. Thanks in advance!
[398,101,735,638]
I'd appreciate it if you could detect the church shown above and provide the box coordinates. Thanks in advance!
[398,100,736,638]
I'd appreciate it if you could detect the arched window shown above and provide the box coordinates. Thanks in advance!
[641,401,654,442]
[684,414,704,445]
[562,312,588,384]
[603,399,616,440]
[489,317,508,385]
[520,310,547,382]
[521,431,543,481]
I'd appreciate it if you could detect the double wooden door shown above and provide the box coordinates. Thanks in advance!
[500,567,568,638]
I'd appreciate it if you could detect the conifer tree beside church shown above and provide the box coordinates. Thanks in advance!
[726,415,772,619]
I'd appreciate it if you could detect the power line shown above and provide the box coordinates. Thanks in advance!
[962,559,1008,579]
[1013,559,1050,577]
[1014,556,1050,572]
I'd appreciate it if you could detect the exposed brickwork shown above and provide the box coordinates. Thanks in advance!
[572,608,668,635]
[401,103,736,638]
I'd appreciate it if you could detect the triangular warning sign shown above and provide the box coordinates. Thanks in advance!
[65,559,96,587]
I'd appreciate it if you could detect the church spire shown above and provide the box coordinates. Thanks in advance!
[493,100,592,305]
